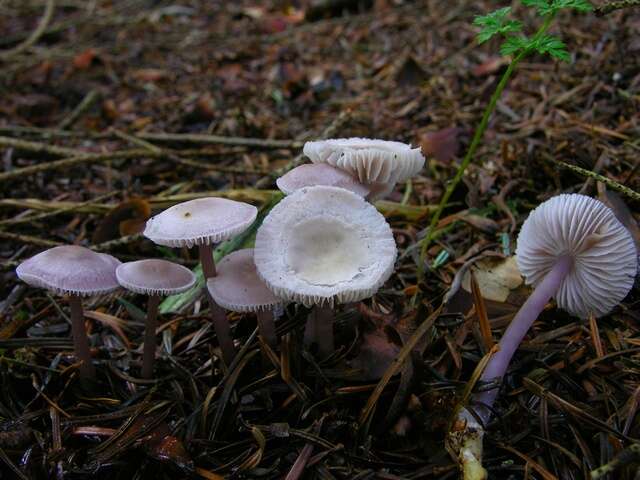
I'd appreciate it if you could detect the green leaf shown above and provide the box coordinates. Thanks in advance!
[523,0,592,15]
[551,0,593,12]
[500,36,530,56]
[533,34,571,61]
[473,7,522,44]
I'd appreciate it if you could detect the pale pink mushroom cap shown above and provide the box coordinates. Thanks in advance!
[16,245,121,296]
[143,197,257,248]
[276,163,370,197]
[116,259,196,296]
[303,137,425,184]
[516,194,638,318]
[206,249,283,312]
[254,186,397,308]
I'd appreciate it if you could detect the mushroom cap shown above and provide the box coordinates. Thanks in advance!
[303,137,425,184]
[116,259,196,296]
[143,197,257,248]
[516,194,638,318]
[254,185,397,307]
[206,248,283,312]
[16,245,121,296]
[276,163,370,197]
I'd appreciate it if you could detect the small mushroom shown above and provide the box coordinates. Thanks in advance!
[143,197,258,365]
[116,259,196,378]
[254,185,397,357]
[476,193,638,422]
[276,163,370,197]
[16,245,121,380]
[303,137,425,185]
[207,249,283,350]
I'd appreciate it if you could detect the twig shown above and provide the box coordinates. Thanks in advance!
[590,443,640,478]
[136,131,301,149]
[554,160,640,202]
[0,231,61,248]
[0,135,81,157]
[594,0,640,16]
[0,191,118,227]
[58,89,100,130]
[0,0,55,60]
[254,109,352,188]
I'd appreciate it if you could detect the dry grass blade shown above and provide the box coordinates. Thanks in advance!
[497,443,558,480]
[359,304,442,426]
[469,271,493,352]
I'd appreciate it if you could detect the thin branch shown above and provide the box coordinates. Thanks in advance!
[0,0,55,60]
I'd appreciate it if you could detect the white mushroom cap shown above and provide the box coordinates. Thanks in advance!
[16,245,121,296]
[516,194,638,318]
[303,137,425,184]
[254,185,397,307]
[116,259,196,296]
[276,163,370,197]
[143,197,257,248]
[206,249,283,312]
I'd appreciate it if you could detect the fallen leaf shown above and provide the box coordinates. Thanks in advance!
[420,127,460,163]
[92,198,151,244]
[73,49,98,70]
[462,256,523,303]
[348,329,401,380]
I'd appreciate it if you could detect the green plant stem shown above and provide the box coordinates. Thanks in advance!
[416,15,555,282]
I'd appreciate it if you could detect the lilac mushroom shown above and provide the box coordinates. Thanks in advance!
[276,163,370,197]
[116,259,195,378]
[16,245,121,380]
[254,185,397,358]
[454,194,638,478]
[303,137,425,201]
[143,197,258,365]
[207,249,283,350]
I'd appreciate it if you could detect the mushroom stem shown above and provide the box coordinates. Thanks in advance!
[256,310,278,350]
[304,305,334,358]
[198,243,236,366]
[142,295,160,379]
[68,294,96,380]
[473,255,573,424]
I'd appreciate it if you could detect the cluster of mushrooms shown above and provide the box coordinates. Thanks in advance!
[15,138,425,380]
[14,138,639,478]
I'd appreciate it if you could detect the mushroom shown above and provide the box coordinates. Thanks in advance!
[116,259,196,378]
[207,249,283,350]
[254,185,397,357]
[453,194,638,478]
[303,138,425,190]
[16,245,121,380]
[276,163,370,197]
[143,197,258,365]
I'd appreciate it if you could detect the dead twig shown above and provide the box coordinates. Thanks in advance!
[0,0,55,60]
[594,0,640,16]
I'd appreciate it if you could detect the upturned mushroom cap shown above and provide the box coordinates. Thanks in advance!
[303,137,425,184]
[206,249,283,312]
[143,197,257,248]
[116,259,196,296]
[276,163,370,197]
[254,185,397,307]
[16,245,121,296]
[516,194,638,318]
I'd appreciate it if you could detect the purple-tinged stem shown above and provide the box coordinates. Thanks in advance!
[142,295,160,379]
[304,305,334,358]
[68,294,95,380]
[256,310,277,350]
[199,244,236,366]
[473,255,573,424]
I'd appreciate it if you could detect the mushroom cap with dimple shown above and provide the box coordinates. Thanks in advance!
[116,259,196,296]
[254,185,397,308]
[276,163,370,197]
[303,138,425,184]
[16,245,121,296]
[143,197,258,248]
[207,249,283,313]
[516,194,638,318]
